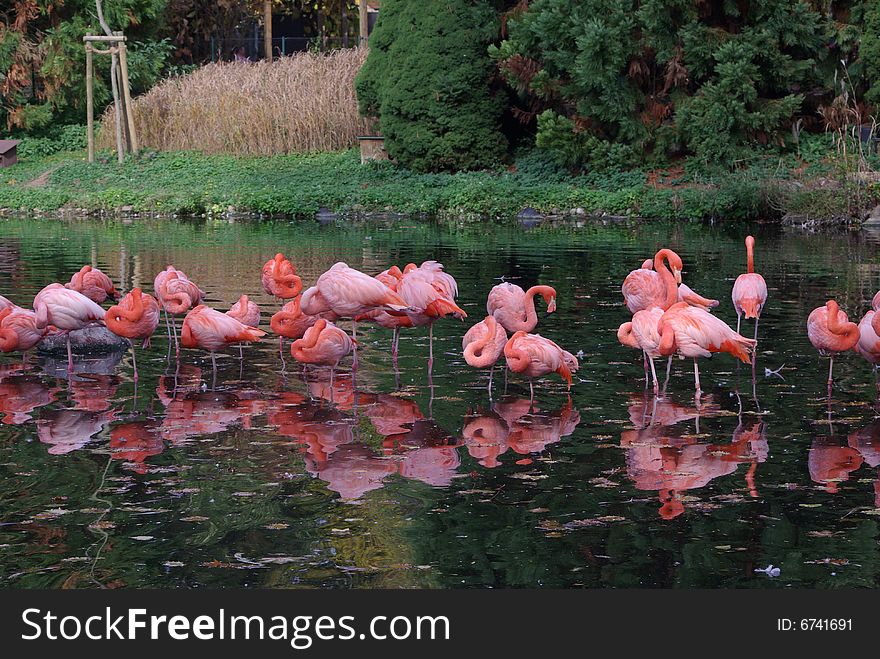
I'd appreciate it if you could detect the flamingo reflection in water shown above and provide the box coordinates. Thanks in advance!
[110,420,164,474]
[37,408,115,456]
[463,397,581,468]
[620,395,767,519]
[0,365,59,425]
[808,420,880,507]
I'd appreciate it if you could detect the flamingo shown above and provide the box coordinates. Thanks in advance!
[0,294,15,312]
[355,265,410,363]
[622,248,682,313]
[226,294,260,359]
[105,288,161,381]
[270,296,337,359]
[503,331,579,402]
[261,253,302,300]
[657,301,756,400]
[65,265,118,304]
[856,304,880,390]
[180,305,266,376]
[399,261,467,378]
[33,283,106,372]
[0,306,47,360]
[807,300,860,396]
[731,235,768,341]
[301,262,411,370]
[462,315,507,396]
[618,306,670,394]
[154,266,205,354]
[633,258,719,310]
[290,318,354,388]
[486,282,556,333]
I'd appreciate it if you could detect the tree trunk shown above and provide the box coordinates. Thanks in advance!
[263,0,273,59]
[359,0,369,48]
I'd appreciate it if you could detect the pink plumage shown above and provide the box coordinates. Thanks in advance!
[65,265,118,304]
[504,331,579,389]
[462,315,507,369]
[302,262,409,318]
[33,283,106,331]
[226,295,260,328]
[658,302,755,362]
[486,282,556,333]
[181,305,265,352]
[154,266,204,315]
[0,307,47,352]
[290,319,353,366]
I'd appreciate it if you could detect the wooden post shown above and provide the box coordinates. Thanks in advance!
[86,43,95,163]
[263,0,273,60]
[117,41,138,154]
[359,0,369,48]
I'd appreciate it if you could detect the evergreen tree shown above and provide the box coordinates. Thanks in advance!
[493,0,832,168]
[356,0,508,172]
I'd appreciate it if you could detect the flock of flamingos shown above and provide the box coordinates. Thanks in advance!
[0,235,877,401]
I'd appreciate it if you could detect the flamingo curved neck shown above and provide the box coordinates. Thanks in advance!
[653,251,678,310]
[826,303,859,350]
[746,239,755,274]
[658,321,676,356]
[465,321,500,368]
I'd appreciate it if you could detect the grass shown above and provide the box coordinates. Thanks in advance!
[0,139,877,222]
[97,49,368,155]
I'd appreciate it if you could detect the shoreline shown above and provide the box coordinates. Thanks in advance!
[0,149,876,227]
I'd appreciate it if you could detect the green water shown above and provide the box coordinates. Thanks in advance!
[1,216,879,589]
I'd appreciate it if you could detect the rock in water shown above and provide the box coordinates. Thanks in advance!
[38,325,128,356]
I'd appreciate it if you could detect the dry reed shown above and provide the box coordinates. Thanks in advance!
[98,48,368,155]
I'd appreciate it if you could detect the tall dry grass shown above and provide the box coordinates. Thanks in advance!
[98,48,368,155]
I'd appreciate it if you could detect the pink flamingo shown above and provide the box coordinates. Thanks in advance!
[633,257,719,310]
[105,288,161,381]
[0,306,47,363]
[657,301,756,400]
[33,283,106,371]
[290,319,354,388]
[65,265,118,304]
[622,248,682,313]
[807,300,860,396]
[399,261,466,378]
[856,301,880,389]
[503,331,579,402]
[617,306,669,394]
[0,294,15,312]
[226,294,260,359]
[180,305,265,376]
[462,315,507,396]
[731,235,768,341]
[355,265,410,363]
[154,266,205,354]
[301,262,411,370]
[270,296,338,359]
[486,282,556,333]
[261,253,302,300]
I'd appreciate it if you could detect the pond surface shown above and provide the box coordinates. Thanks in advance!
[1,216,880,589]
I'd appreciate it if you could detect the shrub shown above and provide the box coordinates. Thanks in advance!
[98,49,367,155]
[355,0,507,172]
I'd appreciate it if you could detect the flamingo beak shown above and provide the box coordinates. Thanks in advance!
[673,268,682,284]
[547,297,557,313]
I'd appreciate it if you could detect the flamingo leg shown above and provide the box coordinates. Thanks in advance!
[67,334,74,373]
[238,344,244,361]
[131,346,138,382]
[827,356,834,398]
[529,379,535,406]
[488,364,494,400]
[428,323,434,379]
[351,320,358,372]
[746,461,758,498]
[693,358,701,401]
[662,356,672,395]
[649,357,659,395]
[211,351,217,381]
[642,351,650,389]
[736,312,741,336]
[279,336,284,359]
